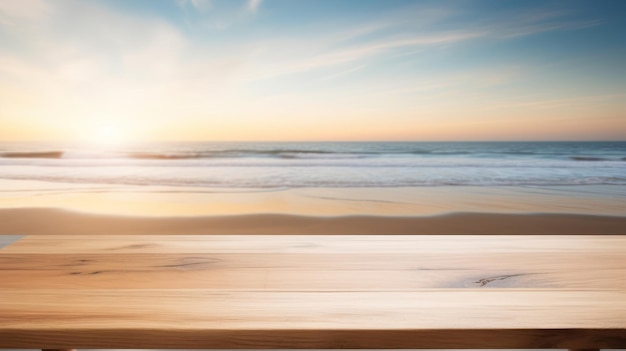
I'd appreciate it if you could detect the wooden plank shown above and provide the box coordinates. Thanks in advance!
[3,235,624,254]
[1,289,625,348]
[0,268,623,289]
[1,235,625,349]
[1,288,619,329]
[1,252,625,271]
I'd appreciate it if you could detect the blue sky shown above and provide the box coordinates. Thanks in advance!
[0,0,624,142]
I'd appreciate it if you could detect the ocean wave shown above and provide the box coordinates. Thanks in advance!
[0,151,64,159]
[570,156,612,161]
[127,152,202,160]
[1,155,625,169]
[0,148,568,160]
[1,141,623,189]
[1,172,625,188]
[1,142,624,163]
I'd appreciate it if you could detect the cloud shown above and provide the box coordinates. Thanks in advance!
[177,0,212,11]
[373,66,524,99]
[0,0,614,141]
[483,93,626,110]
[0,0,50,25]
[481,8,603,39]
[247,0,261,12]
[0,0,248,131]
[244,2,604,83]
[177,0,260,30]
[496,19,603,38]
[176,0,262,13]
[319,65,367,81]
[249,30,486,81]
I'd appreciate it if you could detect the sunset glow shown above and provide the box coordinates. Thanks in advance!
[0,0,624,142]
[90,124,130,148]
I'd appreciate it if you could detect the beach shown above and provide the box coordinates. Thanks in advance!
[1,181,625,235]
[2,208,626,235]
[0,141,624,235]
[2,2,625,349]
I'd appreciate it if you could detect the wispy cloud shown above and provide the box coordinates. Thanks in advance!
[0,0,619,141]
[0,0,248,130]
[246,2,606,84]
[483,93,626,110]
[177,0,212,12]
[247,0,261,12]
[177,0,261,30]
[373,66,524,100]
[250,30,486,81]
[497,19,603,38]
[319,65,367,81]
[483,8,604,38]
[0,0,49,23]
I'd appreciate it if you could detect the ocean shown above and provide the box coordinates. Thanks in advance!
[0,141,624,188]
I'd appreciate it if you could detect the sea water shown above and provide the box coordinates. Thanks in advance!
[0,141,624,188]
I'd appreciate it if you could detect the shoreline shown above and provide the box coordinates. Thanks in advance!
[1,208,625,235]
[1,182,624,235]
[1,181,626,217]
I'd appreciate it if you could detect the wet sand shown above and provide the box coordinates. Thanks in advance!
[1,181,625,217]
[1,207,625,235]
[0,182,624,235]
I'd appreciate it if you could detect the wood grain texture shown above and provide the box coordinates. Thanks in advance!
[1,235,625,349]
[4,234,625,254]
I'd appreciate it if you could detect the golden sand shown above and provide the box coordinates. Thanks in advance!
[1,208,624,235]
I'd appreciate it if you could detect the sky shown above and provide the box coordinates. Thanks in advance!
[0,0,625,143]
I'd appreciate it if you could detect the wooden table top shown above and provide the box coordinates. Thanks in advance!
[0,235,625,349]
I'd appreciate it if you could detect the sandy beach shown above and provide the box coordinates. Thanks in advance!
[0,181,624,235]
[1,207,625,235]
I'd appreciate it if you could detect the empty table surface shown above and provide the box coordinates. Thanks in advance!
[0,235,625,349]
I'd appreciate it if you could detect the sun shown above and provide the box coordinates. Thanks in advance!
[91,124,129,148]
